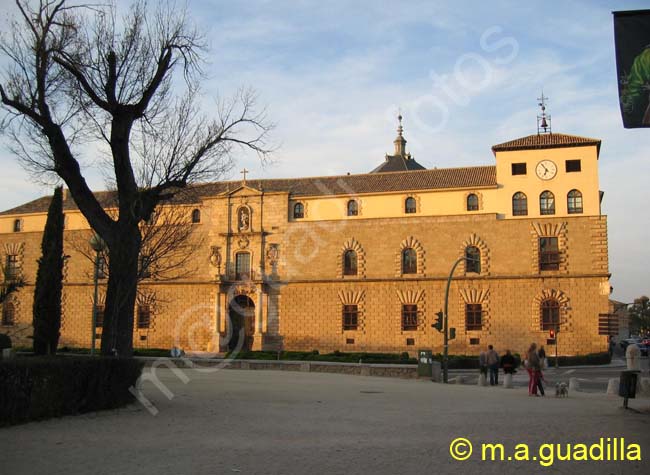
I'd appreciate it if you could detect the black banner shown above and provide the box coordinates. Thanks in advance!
[614,10,650,128]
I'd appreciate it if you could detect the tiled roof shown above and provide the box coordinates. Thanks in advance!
[370,155,426,173]
[491,133,601,154]
[0,166,497,216]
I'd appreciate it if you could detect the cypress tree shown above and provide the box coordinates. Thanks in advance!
[32,187,64,355]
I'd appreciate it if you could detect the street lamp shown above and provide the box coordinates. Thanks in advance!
[89,233,107,355]
[439,255,478,383]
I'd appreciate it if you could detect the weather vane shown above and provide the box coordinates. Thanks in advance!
[537,91,551,134]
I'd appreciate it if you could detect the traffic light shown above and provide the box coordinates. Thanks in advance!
[432,310,444,332]
[549,329,555,339]
[449,327,456,340]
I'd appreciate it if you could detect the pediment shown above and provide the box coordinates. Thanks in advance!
[221,184,262,197]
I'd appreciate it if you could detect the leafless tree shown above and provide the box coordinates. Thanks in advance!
[0,0,272,355]
[67,192,204,282]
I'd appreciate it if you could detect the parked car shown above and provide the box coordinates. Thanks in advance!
[620,337,648,356]
[620,337,641,350]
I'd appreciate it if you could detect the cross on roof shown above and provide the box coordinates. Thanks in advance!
[240,168,249,183]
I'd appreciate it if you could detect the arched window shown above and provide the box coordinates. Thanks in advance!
[540,299,560,331]
[343,250,358,276]
[465,246,481,273]
[191,208,201,223]
[512,192,528,216]
[293,202,304,219]
[567,189,583,214]
[2,301,15,326]
[97,256,107,279]
[138,254,151,279]
[94,304,105,328]
[467,194,479,211]
[539,191,555,215]
[405,197,416,214]
[347,200,358,217]
[402,248,417,274]
[13,219,22,233]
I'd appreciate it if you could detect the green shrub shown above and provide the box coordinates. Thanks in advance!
[132,348,172,358]
[0,356,144,427]
[0,334,11,350]
[228,350,418,364]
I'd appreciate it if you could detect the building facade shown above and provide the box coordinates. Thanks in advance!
[0,120,611,356]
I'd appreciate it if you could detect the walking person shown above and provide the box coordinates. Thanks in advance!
[536,363,546,396]
[538,345,547,369]
[526,343,541,396]
[486,345,500,386]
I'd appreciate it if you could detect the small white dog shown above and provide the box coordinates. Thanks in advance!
[555,382,569,397]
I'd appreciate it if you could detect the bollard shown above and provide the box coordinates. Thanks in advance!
[477,373,487,386]
[606,378,618,395]
[503,373,513,389]
[569,377,580,392]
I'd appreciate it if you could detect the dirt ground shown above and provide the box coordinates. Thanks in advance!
[1,368,648,475]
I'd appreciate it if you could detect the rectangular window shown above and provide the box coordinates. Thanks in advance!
[565,160,581,172]
[511,163,527,175]
[469,338,480,345]
[342,304,358,331]
[465,304,483,331]
[5,254,19,280]
[539,237,560,271]
[235,252,251,280]
[346,338,355,345]
[94,304,104,328]
[401,304,418,331]
[137,304,151,329]
[406,338,415,346]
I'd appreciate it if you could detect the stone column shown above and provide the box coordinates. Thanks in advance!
[256,287,263,334]
[252,287,264,351]
[215,290,221,334]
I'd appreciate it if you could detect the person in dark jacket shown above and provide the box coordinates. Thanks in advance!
[500,349,517,374]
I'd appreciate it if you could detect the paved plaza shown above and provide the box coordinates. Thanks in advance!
[1,368,648,475]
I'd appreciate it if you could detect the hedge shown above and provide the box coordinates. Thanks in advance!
[546,352,611,367]
[0,356,144,427]
[0,333,11,351]
[228,350,418,365]
[55,346,171,358]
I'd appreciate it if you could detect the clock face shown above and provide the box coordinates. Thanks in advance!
[536,160,557,180]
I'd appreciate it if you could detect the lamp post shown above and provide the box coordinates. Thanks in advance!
[554,305,571,369]
[89,234,106,355]
[441,255,478,383]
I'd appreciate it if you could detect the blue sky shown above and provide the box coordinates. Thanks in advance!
[0,0,649,302]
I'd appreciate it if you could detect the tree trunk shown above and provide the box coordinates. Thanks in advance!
[100,222,141,356]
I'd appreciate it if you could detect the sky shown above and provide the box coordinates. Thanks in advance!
[0,0,648,303]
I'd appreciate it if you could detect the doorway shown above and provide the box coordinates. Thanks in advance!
[228,295,255,351]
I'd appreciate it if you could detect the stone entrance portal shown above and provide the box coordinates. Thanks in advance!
[228,295,255,351]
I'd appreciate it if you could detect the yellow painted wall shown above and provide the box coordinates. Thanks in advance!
[494,145,600,219]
